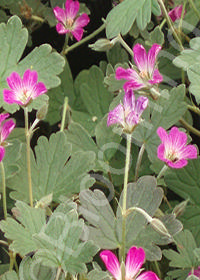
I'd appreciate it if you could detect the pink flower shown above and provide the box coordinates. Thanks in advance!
[116,44,163,92]
[168,5,184,22]
[188,266,200,278]
[3,69,47,107]
[107,89,148,133]
[0,114,15,162]
[53,0,90,41]
[157,127,198,168]
[100,246,160,280]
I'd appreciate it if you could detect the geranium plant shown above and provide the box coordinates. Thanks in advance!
[0,0,200,280]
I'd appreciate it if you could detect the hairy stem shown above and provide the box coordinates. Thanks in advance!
[135,143,145,181]
[1,161,7,220]
[157,165,168,180]
[120,134,132,264]
[63,23,106,55]
[24,108,33,207]
[180,117,200,137]
[117,34,134,57]
[60,97,69,132]
[158,0,184,51]
[188,104,200,116]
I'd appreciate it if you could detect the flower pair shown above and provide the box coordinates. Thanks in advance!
[100,246,160,280]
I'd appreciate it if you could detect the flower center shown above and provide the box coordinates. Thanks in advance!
[20,89,31,104]
[166,150,179,163]
[66,17,74,28]
[139,70,150,80]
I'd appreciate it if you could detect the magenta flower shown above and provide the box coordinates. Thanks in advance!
[100,246,160,280]
[107,89,148,133]
[188,266,200,278]
[53,0,90,41]
[3,69,47,107]
[157,127,198,169]
[0,114,15,162]
[116,44,163,92]
[168,5,184,22]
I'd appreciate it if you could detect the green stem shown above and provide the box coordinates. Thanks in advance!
[24,108,33,207]
[60,97,69,132]
[55,266,62,280]
[159,18,166,29]
[188,0,200,19]
[135,143,145,181]
[154,261,162,279]
[31,15,44,23]
[61,34,69,55]
[63,23,106,55]
[120,134,132,263]
[117,34,134,57]
[180,117,200,137]
[158,0,184,51]
[188,104,200,116]
[157,165,168,180]
[1,161,7,220]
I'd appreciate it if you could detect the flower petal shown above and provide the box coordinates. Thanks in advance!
[147,44,162,75]
[136,271,160,280]
[0,146,5,162]
[168,5,183,22]
[53,6,67,23]
[157,144,166,162]
[116,67,137,81]
[3,89,23,105]
[135,96,148,117]
[71,27,84,41]
[125,247,145,279]
[56,23,68,34]
[73,13,90,28]
[123,89,135,112]
[1,119,15,143]
[32,82,47,99]
[6,72,23,91]
[149,69,163,85]
[107,104,124,127]
[180,145,198,160]
[123,81,145,91]
[0,114,9,127]
[166,158,188,169]
[133,44,148,73]
[65,0,79,20]
[157,127,168,143]
[168,127,187,149]
[23,69,38,89]
[100,250,121,280]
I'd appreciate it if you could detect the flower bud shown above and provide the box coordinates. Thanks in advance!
[151,218,171,238]
[172,199,189,218]
[36,102,48,120]
[89,39,114,52]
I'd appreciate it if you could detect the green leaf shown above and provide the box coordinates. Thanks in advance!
[87,263,110,280]
[107,43,129,66]
[163,230,199,268]
[147,26,164,46]
[46,59,75,125]
[106,0,145,38]
[133,85,187,162]
[0,16,65,113]
[187,63,200,104]
[1,271,18,280]
[33,205,99,274]
[136,0,151,31]
[0,201,46,256]
[8,132,96,203]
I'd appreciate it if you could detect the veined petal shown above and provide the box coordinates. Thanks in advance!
[23,69,38,89]
[65,0,79,20]
[147,44,162,75]
[56,23,68,34]
[116,67,136,81]
[123,89,135,112]
[123,81,145,91]
[157,144,166,162]
[6,72,23,92]
[53,6,67,23]
[133,44,148,73]
[1,119,15,143]
[180,145,198,159]
[100,250,121,280]
[168,127,187,149]
[168,5,183,22]
[74,13,90,28]
[136,271,160,280]
[135,96,148,117]
[0,146,5,162]
[149,69,163,85]
[71,27,84,41]
[126,112,139,127]
[157,127,168,143]
[107,104,124,127]
[0,114,9,127]
[167,158,188,169]
[3,89,23,105]
[32,82,47,99]
[125,247,145,279]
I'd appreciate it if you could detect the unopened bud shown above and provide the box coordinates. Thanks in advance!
[36,102,48,120]
[172,199,189,218]
[89,39,114,52]
[151,218,171,238]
